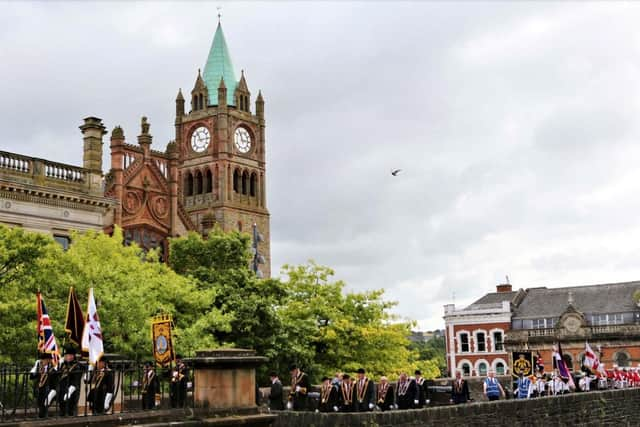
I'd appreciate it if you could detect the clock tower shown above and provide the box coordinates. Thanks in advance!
[175,22,270,277]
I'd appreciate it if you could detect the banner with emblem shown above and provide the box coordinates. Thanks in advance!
[151,314,174,367]
[511,351,533,377]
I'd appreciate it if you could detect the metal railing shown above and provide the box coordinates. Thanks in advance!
[0,362,194,423]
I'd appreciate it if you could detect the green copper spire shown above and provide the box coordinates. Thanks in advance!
[203,22,237,106]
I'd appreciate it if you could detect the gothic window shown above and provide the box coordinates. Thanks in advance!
[250,172,257,197]
[242,170,249,195]
[185,172,194,196]
[476,332,486,352]
[495,362,505,375]
[205,169,213,193]
[493,331,504,351]
[195,170,203,194]
[233,169,240,193]
[199,94,203,110]
[459,333,469,353]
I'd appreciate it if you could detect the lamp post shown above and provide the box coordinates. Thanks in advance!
[251,223,265,278]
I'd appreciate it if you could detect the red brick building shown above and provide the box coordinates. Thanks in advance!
[444,280,640,378]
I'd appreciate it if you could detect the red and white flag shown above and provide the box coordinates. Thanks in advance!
[81,288,104,365]
[584,342,606,377]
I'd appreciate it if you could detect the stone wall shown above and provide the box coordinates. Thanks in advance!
[272,387,640,427]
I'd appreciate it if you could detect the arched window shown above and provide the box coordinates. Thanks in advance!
[233,169,240,193]
[563,354,574,372]
[205,169,213,193]
[615,351,631,367]
[478,362,488,376]
[495,362,505,375]
[185,172,194,196]
[250,172,257,197]
[461,363,471,377]
[242,170,249,195]
[459,332,470,353]
[195,170,203,194]
[199,94,203,110]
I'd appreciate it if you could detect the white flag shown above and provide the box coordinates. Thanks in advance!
[81,288,104,365]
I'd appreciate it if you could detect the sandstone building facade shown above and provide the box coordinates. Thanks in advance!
[0,23,271,276]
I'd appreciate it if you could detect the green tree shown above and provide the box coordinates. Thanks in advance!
[0,226,229,364]
[409,334,447,376]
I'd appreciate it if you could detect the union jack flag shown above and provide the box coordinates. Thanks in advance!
[37,292,60,367]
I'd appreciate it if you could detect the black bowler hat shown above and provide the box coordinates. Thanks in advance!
[175,354,183,360]
[289,364,298,372]
[357,368,365,374]
[63,344,77,356]
[39,352,53,360]
[415,370,422,375]
[321,376,330,382]
[269,371,278,377]
[342,374,350,380]
[144,361,153,367]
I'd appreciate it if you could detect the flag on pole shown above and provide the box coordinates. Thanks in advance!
[554,343,575,389]
[36,292,60,367]
[64,287,85,347]
[81,288,104,365]
[583,342,600,373]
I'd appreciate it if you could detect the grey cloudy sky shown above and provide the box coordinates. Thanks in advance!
[3,1,640,330]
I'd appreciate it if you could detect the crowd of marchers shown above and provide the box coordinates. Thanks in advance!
[267,365,430,412]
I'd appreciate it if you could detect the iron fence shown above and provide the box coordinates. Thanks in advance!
[0,361,195,423]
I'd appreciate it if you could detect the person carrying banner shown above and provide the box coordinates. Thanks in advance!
[141,361,160,410]
[170,355,189,408]
[89,355,114,415]
[57,344,83,416]
[30,353,58,418]
[483,369,505,401]
[268,372,284,411]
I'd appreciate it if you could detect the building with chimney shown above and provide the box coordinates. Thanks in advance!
[0,22,271,275]
[443,280,640,378]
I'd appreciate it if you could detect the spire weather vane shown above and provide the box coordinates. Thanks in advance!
[217,6,222,22]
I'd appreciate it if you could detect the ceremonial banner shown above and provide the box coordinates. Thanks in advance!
[64,287,85,347]
[151,314,174,367]
[81,288,104,365]
[512,351,533,377]
[36,292,60,367]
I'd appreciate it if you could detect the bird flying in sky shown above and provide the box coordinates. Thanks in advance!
[391,169,402,176]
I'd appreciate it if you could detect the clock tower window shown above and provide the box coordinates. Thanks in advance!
[185,172,194,196]
[242,170,249,195]
[250,172,257,197]
[205,169,213,193]
[233,169,240,193]
[194,170,203,194]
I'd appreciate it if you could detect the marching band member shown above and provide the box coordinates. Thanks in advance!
[58,345,82,416]
[30,353,58,418]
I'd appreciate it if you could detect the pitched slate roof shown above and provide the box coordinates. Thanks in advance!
[513,281,640,319]
[464,291,517,310]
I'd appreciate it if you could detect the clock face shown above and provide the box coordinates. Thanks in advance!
[234,127,252,154]
[191,126,210,153]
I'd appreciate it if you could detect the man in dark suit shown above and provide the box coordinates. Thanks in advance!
[354,368,375,412]
[58,345,83,416]
[30,353,58,418]
[450,370,471,404]
[89,355,114,415]
[414,370,427,408]
[318,376,339,412]
[396,372,417,409]
[170,355,189,408]
[141,361,160,410]
[338,374,356,412]
[268,372,284,411]
[376,376,395,411]
[288,365,310,411]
